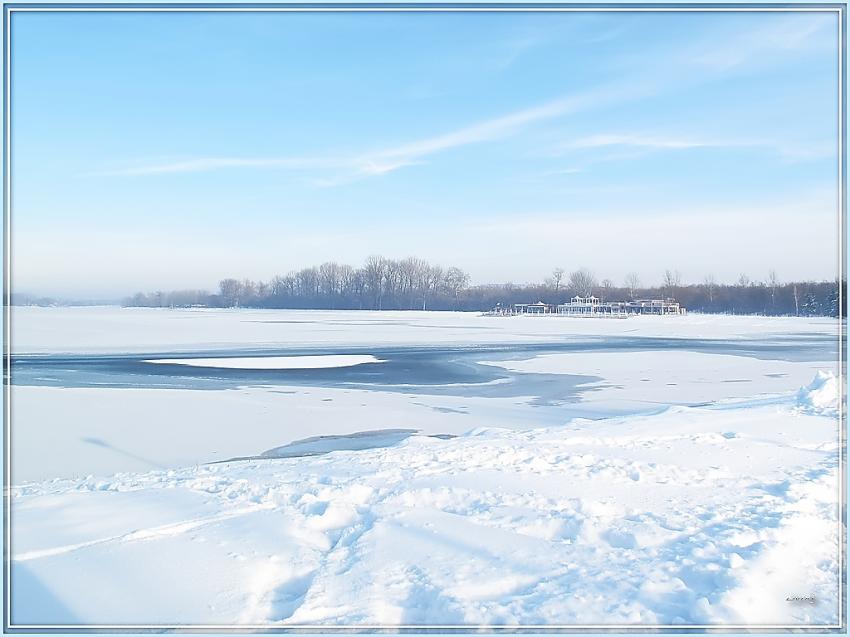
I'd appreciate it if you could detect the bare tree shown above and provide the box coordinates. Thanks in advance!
[319,262,341,298]
[444,267,470,308]
[624,273,641,300]
[768,269,779,308]
[551,268,565,295]
[421,265,444,310]
[347,268,366,308]
[569,268,597,297]
[281,273,298,297]
[399,257,427,309]
[338,264,355,296]
[363,255,387,309]
[738,273,751,288]
[241,279,258,305]
[703,274,716,304]
[295,268,319,298]
[600,278,613,301]
[663,269,681,299]
[219,278,241,307]
[383,259,402,304]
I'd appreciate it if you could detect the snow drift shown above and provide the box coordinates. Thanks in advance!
[796,371,840,416]
[11,393,840,628]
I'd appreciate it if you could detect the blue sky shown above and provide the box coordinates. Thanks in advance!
[11,9,841,297]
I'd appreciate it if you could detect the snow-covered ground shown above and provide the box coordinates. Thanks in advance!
[10,378,841,627]
[7,308,844,628]
[13,384,540,483]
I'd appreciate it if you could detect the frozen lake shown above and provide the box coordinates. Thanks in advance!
[7,307,841,483]
[8,307,843,627]
[10,334,837,392]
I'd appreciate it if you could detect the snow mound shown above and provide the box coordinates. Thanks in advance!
[796,371,840,416]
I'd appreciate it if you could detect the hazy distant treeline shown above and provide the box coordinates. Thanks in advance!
[122,258,845,317]
[126,256,470,312]
[10,293,120,307]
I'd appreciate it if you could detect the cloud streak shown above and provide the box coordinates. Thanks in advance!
[567,134,715,151]
[88,156,338,177]
[554,132,835,164]
[90,80,649,184]
[687,14,835,72]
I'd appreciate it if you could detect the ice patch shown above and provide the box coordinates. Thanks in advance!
[142,355,385,370]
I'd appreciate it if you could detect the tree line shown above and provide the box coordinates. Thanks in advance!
[124,258,845,317]
[126,256,470,312]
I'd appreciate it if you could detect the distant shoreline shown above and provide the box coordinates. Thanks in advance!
[7,303,846,319]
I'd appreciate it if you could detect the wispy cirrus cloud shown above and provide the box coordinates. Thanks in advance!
[88,154,429,182]
[88,156,337,177]
[362,88,612,162]
[88,14,835,185]
[687,14,835,72]
[553,132,834,164]
[89,80,647,185]
[567,134,715,151]
[544,167,582,176]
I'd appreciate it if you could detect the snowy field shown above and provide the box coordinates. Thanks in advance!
[7,307,844,628]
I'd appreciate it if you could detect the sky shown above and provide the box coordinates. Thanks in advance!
[10,9,842,297]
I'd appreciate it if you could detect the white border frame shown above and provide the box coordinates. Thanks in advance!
[2,3,846,632]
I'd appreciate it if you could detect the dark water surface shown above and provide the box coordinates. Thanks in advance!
[8,334,838,403]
